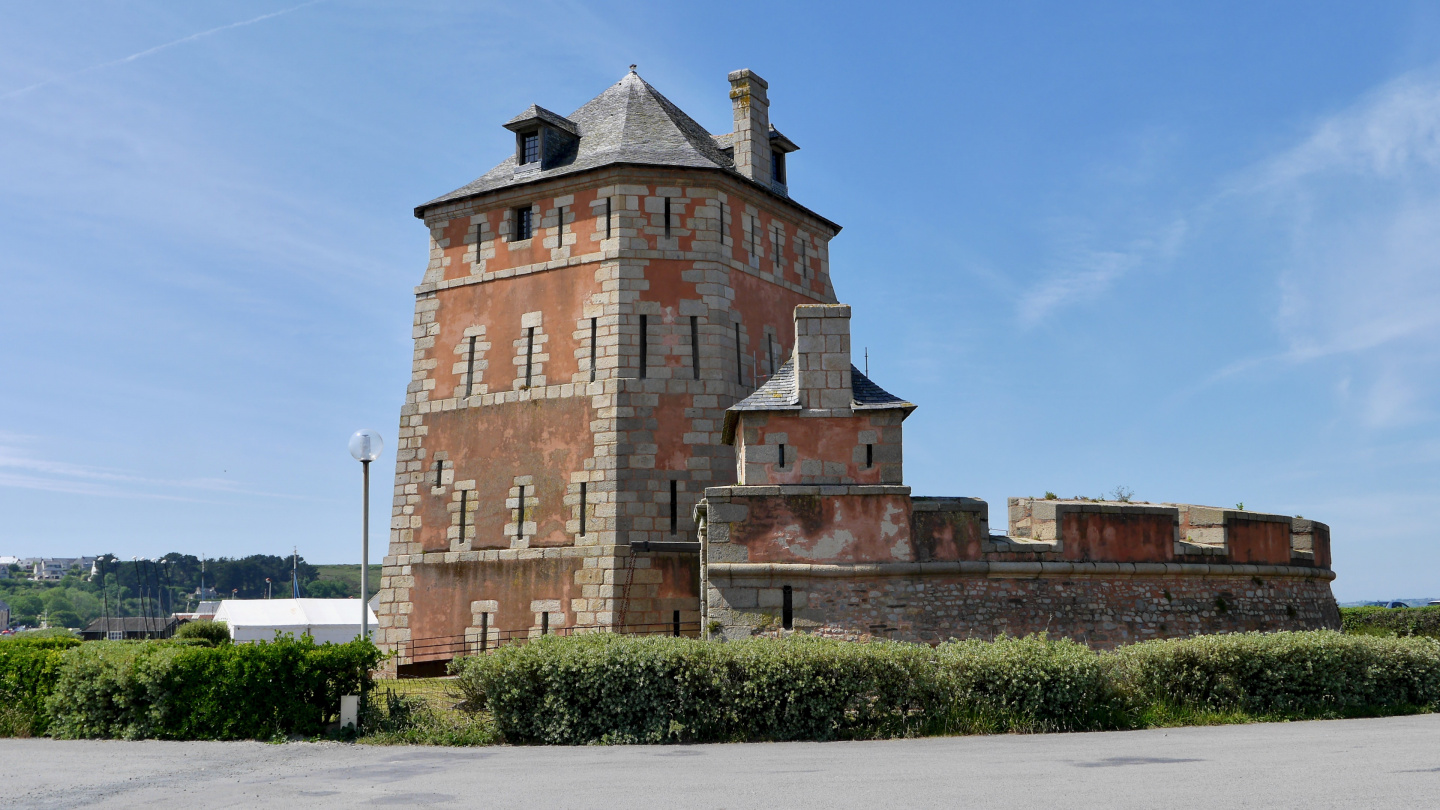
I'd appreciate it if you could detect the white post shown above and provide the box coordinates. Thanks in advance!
[361,458,370,643]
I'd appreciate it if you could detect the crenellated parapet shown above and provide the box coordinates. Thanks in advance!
[1003,498,1331,568]
[697,300,1339,648]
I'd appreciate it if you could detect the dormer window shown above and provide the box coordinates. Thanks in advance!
[771,150,786,185]
[520,131,540,165]
[504,105,580,174]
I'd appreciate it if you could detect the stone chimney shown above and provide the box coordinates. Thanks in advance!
[728,69,771,186]
[793,304,853,411]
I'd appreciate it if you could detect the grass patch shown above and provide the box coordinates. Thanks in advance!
[359,678,495,746]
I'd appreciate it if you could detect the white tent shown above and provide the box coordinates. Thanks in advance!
[211,599,377,644]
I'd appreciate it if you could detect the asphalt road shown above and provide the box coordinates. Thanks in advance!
[3,714,1438,809]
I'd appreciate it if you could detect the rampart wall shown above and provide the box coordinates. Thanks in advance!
[700,492,1339,648]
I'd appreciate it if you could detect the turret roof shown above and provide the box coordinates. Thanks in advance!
[721,359,915,444]
[421,72,731,211]
[415,71,840,232]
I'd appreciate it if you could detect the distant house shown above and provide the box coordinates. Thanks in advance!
[0,599,10,629]
[81,616,178,641]
[27,557,98,581]
[212,599,377,645]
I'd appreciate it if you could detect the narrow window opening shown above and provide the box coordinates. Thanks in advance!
[669,480,678,535]
[673,610,681,637]
[579,481,587,536]
[720,202,729,244]
[520,131,539,164]
[588,317,598,383]
[524,326,535,387]
[638,314,648,379]
[518,207,533,240]
[663,197,672,239]
[516,485,525,541]
[689,316,700,380]
[782,585,793,629]
[604,197,612,239]
[434,460,444,488]
[479,611,488,651]
[799,239,807,278]
[734,322,743,386]
[767,334,776,376]
[866,444,874,469]
[458,490,468,542]
[773,226,781,271]
[557,205,566,242]
[541,611,549,635]
[777,443,786,470]
[750,216,758,255]
[465,335,478,397]
[772,150,786,184]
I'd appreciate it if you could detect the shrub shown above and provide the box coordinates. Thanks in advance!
[173,620,230,646]
[0,637,76,736]
[935,635,1129,733]
[1112,630,1440,716]
[6,629,79,644]
[452,634,941,744]
[454,631,1440,745]
[46,637,381,740]
[452,634,1128,744]
[1341,606,1440,638]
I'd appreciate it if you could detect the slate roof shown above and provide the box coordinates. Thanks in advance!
[503,104,578,135]
[415,71,841,232]
[721,359,916,443]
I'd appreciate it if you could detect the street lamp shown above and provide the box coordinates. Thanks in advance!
[348,428,383,643]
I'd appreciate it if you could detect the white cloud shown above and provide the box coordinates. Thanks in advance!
[0,437,304,501]
[0,1,325,101]
[1239,68,1440,427]
[1017,220,1186,327]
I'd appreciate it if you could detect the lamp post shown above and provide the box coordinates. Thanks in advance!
[348,429,383,643]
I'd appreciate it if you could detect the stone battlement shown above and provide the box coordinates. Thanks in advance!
[699,488,1338,647]
[701,490,1330,571]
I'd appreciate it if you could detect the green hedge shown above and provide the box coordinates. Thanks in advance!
[44,637,380,740]
[936,635,1127,733]
[172,619,231,646]
[1114,631,1440,715]
[0,636,80,736]
[1341,606,1440,638]
[453,631,1440,745]
[451,633,1125,744]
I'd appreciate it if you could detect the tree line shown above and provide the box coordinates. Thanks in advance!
[1,553,358,629]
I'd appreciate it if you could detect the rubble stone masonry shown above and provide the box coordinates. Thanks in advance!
[700,493,1339,648]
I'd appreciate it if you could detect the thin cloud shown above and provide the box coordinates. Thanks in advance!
[1,1,324,101]
[1167,65,1440,428]
[1017,219,1187,328]
[0,442,308,501]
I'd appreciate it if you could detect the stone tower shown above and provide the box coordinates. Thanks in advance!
[377,68,841,674]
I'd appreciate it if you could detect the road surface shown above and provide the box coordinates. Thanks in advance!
[2,714,1436,808]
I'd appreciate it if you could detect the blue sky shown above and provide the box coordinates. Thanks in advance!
[3,2,1439,600]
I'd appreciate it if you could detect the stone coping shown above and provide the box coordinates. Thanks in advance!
[911,496,987,512]
[707,561,1335,581]
[703,484,911,498]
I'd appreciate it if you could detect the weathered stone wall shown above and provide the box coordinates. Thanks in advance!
[706,564,1339,648]
[378,164,841,675]
[701,492,1340,647]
